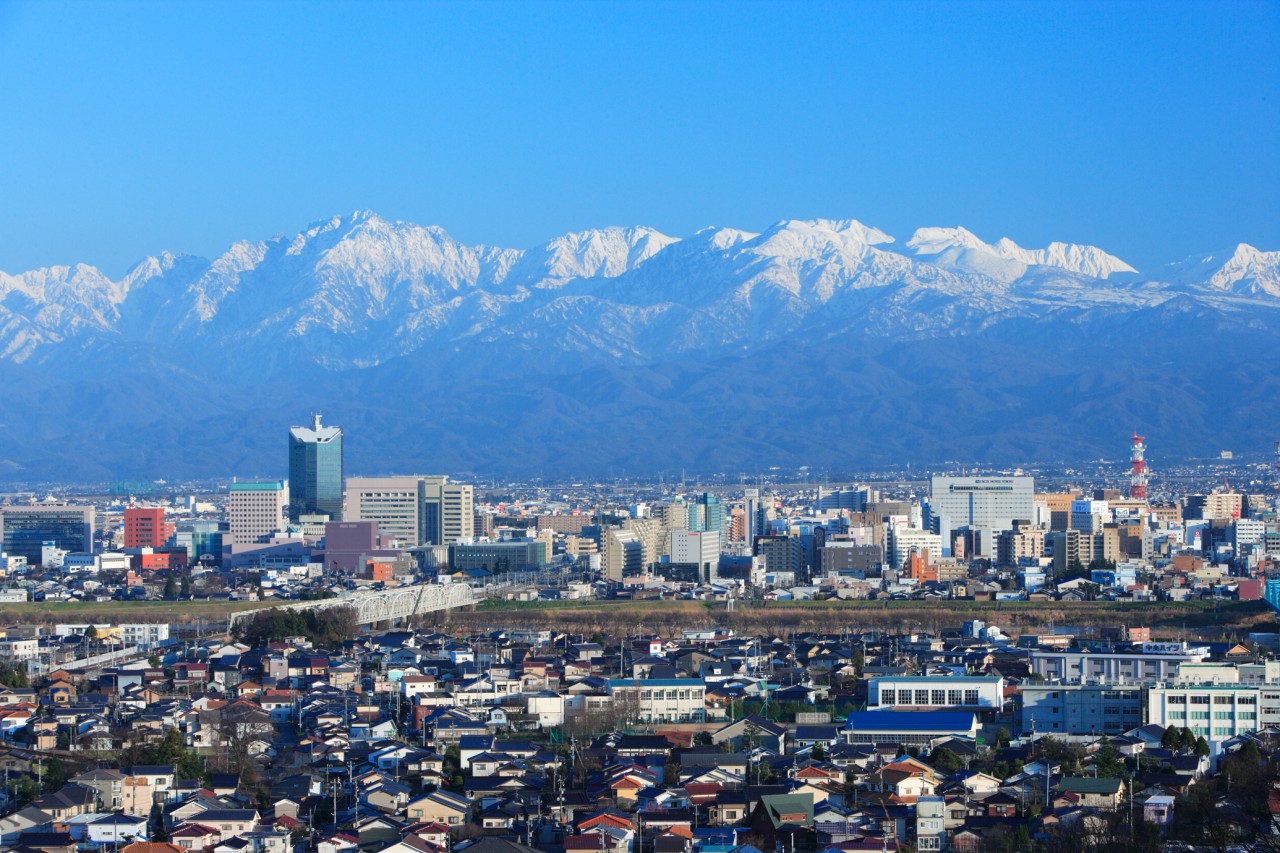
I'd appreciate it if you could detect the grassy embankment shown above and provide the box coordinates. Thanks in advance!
[5,596,1272,643]
[0,598,277,626]
[462,597,1278,641]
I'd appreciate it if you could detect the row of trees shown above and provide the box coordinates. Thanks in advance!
[232,605,360,647]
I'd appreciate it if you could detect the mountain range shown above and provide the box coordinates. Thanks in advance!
[1,211,1278,483]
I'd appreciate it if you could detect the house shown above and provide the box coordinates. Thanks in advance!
[405,790,471,828]
[710,716,787,754]
[85,813,149,846]
[749,792,814,850]
[1057,777,1126,810]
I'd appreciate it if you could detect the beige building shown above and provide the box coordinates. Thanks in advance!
[344,475,474,546]
[227,482,288,546]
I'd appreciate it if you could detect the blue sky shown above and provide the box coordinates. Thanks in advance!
[0,0,1276,276]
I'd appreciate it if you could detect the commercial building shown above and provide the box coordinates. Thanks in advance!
[173,520,226,564]
[686,493,727,547]
[288,414,344,521]
[1028,643,1206,684]
[449,540,547,574]
[124,507,172,549]
[1145,683,1270,756]
[668,530,720,583]
[345,476,474,546]
[602,528,643,581]
[227,481,288,546]
[1019,684,1144,736]
[929,475,1034,558]
[0,505,95,565]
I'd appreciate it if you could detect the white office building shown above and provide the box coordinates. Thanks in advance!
[929,475,1034,558]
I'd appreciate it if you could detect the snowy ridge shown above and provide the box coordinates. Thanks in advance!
[905,226,1137,280]
[0,212,1274,368]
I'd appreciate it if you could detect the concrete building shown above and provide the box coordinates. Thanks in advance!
[1029,644,1207,684]
[288,414,344,522]
[602,528,643,581]
[885,524,943,571]
[1019,683,1144,736]
[0,505,95,565]
[227,481,288,546]
[345,476,474,546]
[868,676,1005,712]
[929,475,1034,558]
[123,507,172,549]
[668,530,720,583]
[450,540,547,574]
[1146,683,1271,756]
[607,678,707,723]
[995,520,1045,567]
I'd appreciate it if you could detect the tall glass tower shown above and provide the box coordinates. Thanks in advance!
[288,413,344,521]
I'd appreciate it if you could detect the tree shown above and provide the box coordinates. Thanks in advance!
[148,655,162,669]
[994,726,1012,749]
[1195,735,1210,758]
[179,573,191,597]
[164,574,178,600]
[1180,727,1197,752]
[83,624,99,640]
[694,731,713,747]
[663,760,681,787]
[1161,726,1180,750]
[0,660,29,688]
[852,647,865,677]
[42,758,67,793]
[930,746,963,774]
[811,741,826,762]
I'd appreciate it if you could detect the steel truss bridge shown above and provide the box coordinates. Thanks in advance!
[228,581,482,631]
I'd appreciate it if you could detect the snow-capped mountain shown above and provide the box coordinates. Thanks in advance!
[0,211,1276,480]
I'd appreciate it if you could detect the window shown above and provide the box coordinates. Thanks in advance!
[1214,712,1232,720]
[964,690,979,705]
[881,689,895,704]
[1191,695,1209,705]
[948,690,962,705]
[915,690,929,705]
[1214,695,1233,705]
[931,690,946,705]
[1239,696,1257,705]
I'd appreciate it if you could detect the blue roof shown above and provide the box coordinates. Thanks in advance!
[846,710,976,732]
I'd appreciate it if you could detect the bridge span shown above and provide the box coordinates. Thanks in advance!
[227,581,482,631]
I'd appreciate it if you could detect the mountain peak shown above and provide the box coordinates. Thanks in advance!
[906,227,1136,279]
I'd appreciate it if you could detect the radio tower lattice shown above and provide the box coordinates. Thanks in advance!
[1129,433,1149,500]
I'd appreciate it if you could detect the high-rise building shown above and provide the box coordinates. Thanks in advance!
[0,505,94,565]
[227,481,288,545]
[929,475,1035,558]
[345,475,474,546]
[602,527,643,581]
[669,530,720,583]
[174,520,225,565]
[288,414,344,522]
[687,492,727,547]
[124,506,173,549]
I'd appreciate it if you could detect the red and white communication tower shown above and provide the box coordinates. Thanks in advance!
[1129,433,1149,500]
